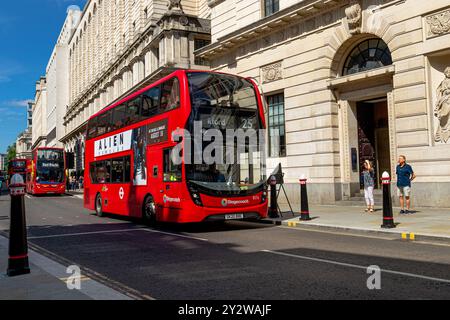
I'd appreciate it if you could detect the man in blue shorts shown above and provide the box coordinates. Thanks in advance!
[396,155,416,214]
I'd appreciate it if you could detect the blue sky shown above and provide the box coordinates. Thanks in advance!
[0,0,86,153]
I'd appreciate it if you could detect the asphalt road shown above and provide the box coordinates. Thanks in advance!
[1,193,450,299]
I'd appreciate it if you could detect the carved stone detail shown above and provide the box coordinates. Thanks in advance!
[426,9,450,38]
[261,62,283,83]
[167,0,184,14]
[345,0,362,35]
[434,67,450,143]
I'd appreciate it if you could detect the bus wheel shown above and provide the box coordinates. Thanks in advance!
[95,193,104,217]
[143,195,156,225]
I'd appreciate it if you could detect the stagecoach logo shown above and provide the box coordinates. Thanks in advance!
[94,130,132,157]
[221,198,250,207]
[163,195,181,204]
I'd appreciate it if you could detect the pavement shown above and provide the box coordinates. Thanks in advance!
[1,194,450,299]
[0,235,131,300]
[280,205,450,243]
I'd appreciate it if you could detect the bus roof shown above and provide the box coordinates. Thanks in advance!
[88,69,255,122]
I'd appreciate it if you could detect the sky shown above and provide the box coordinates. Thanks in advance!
[0,0,87,154]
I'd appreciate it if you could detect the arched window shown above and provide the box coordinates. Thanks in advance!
[342,38,392,76]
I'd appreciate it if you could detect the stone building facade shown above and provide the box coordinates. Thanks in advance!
[62,0,211,174]
[31,77,47,150]
[196,0,450,207]
[16,102,33,159]
[46,6,82,147]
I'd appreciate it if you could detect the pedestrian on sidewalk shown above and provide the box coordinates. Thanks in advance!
[396,155,416,214]
[362,160,375,213]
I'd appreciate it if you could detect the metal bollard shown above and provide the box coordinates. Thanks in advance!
[299,177,311,221]
[268,175,279,218]
[381,171,395,229]
[7,174,30,277]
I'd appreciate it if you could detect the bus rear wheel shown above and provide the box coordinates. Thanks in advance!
[143,195,156,225]
[95,193,104,217]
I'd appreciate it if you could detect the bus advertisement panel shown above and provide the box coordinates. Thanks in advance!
[84,70,268,223]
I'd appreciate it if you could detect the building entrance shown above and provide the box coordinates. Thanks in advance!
[356,97,390,189]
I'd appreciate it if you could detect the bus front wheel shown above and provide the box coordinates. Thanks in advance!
[95,193,104,217]
[143,195,156,225]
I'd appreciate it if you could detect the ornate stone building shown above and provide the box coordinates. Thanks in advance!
[46,5,82,148]
[62,0,211,174]
[32,77,47,150]
[196,0,450,207]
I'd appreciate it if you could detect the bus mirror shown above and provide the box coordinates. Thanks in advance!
[66,152,75,169]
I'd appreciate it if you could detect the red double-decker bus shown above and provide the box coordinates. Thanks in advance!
[26,147,66,195]
[84,70,268,223]
[7,159,29,185]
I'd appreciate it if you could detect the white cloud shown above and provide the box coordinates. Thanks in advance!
[0,99,33,111]
[1,99,33,107]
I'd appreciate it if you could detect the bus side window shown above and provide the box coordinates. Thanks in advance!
[87,118,98,139]
[141,86,160,118]
[126,97,142,125]
[111,159,124,183]
[163,148,182,182]
[160,78,180,113]
[124,157,131,183]
[97,112,111,136]
[112,104,126,131]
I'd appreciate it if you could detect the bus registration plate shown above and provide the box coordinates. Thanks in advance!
[225,213,244,220]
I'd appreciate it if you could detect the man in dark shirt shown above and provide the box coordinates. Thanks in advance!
[396,155,416,214]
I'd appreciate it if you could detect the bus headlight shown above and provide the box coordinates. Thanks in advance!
[188,185,203,206]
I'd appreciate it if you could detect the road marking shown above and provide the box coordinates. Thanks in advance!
[25,195,32,199]
[28,228,147,239]
[262,249,450,284]
[277,225,397,241]
[27,227,208,242]
[141,228,209,242]
[0,235,133,300]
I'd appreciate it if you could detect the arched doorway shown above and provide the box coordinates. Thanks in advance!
[329,35,396,197]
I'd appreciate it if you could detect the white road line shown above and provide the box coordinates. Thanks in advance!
[262,249,450,284]
[28,227,209,242]
[28,228,148,239]
[141,228,209,242]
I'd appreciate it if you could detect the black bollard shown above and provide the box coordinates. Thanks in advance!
[7,174,30,277]
[381,172,395,229]
[299,178,311,221]
[268,175,279,218]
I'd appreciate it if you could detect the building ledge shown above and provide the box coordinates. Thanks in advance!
[196,0,344,59]
[327,65,395,92]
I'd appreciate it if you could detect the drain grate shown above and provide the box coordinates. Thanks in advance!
[0,216,9,220]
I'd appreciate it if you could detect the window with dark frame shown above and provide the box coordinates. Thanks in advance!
[141,85,160,118]
[342,38,392,76]
[194,38,211,66]
[267,93,286,158]
[90,156,131,184]
[264,0,279,17]
[86,77,180,140]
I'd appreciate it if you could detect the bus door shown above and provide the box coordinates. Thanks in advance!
[108,157,132,216]
[145,148,163,209]
[161,148,184,219]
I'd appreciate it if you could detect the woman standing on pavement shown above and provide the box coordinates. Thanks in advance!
[362,160,375,213]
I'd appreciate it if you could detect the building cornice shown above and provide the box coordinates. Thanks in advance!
[196,0,346,59]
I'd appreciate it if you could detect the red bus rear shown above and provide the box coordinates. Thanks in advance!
[84,70,268,223]
[26,147,66,195]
